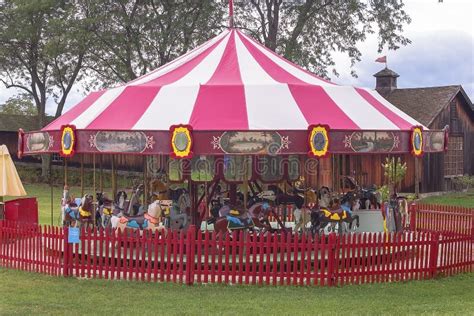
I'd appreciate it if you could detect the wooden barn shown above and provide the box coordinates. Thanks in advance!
[324,68,474,193]
[0,114,43,160]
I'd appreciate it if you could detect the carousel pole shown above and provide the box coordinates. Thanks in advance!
[111,155,117,200]
[99,155,104,193]
[93,154,96,199]
[143,155,148,205]
[414,156,420,198]
[243,156,249,210]
[64,156,68,187]
[80,154,84,197]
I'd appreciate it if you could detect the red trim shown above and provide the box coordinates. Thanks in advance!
[17,129,24,159]
[308,124,330,158]
[59,125,77,158]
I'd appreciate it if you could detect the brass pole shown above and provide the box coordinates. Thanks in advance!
[111,155,117,199]
[99,155,104,193]
[143,156,148,205]
[414,156,420,198]
[80,154,84,197]
[93,154,96,198]
[243,156,249,210]
[64,157,68,186]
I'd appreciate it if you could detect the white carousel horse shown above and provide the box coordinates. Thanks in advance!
[110,200,168,234]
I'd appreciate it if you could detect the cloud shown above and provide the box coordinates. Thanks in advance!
[331,30,474,101]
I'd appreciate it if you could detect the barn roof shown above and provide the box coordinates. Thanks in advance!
[383,85,473,127]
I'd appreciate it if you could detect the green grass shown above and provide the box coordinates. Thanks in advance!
[419,190,474,208]
[5,183,98,226]
[0,268,472,315]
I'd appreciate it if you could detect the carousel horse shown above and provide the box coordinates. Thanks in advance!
[150,179,169,201]
[290,186,319,233]
[343,176,380,209]
[311,191,360,235]
[167,187,190,231]
[61,186,83,226]
[212,191,277,234]
[126,184,145,216]
[113,191,128,213]
[96,192,114,229]
[111,200,168,234]
[383,195,409,232]
[78,194,95,228]
[318,186,331,208]
[212,207,255,234]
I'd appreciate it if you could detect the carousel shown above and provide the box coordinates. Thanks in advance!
[17,27,448,235]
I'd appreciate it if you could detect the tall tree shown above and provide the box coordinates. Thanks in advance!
[235,0,411,77]
[0,0,91,177]
[0,94,37,116]
[0,0,91,127]
[83,0,226,86]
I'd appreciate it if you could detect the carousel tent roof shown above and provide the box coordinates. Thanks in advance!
[44,29,424,132]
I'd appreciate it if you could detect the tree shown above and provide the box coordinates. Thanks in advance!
[0,94,37,116]
[0,0,91,127]
[0,0,92,177]
[234,0,411,78]
[82,0,226,86]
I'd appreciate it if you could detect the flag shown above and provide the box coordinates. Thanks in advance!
[375,56,387,63]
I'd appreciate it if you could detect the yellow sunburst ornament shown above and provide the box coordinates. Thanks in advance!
[170,125,193,159]
[60,125,76,158]
[308,124,330,158]
[411,126,423,157]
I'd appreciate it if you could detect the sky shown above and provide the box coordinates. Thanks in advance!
[0,0,473,115]
[330,0,474,98]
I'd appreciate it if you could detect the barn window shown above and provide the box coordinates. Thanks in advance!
[450,100,460,132]
[444,136,464,177]
[51,153,63,162]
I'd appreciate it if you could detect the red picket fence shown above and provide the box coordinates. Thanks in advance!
[410,203,474,238]
[1,219,472,286]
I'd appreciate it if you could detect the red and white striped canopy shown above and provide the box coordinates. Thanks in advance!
[44,29,422,132]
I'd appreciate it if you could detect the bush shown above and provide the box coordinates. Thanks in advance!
[451,175,474,192]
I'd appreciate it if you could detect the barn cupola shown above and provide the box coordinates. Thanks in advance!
[374,67,399,95]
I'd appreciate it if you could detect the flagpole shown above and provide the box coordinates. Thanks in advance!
[229,0,234,29]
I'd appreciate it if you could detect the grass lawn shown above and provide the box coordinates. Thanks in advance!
[419,190,474,208]
[0,268,472,315]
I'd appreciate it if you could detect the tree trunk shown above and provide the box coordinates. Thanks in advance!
[41,154,51,180]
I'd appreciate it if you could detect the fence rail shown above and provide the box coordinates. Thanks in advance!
[410,203,474,238]
[1,203,473,286]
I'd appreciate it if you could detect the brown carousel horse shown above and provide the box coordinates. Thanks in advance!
[311,190,360,235]
[212,191,278,234]
[78,194,95,228]
[343,176,381,209]
[294,189,318,233]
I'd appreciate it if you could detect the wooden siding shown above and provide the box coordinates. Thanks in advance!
[425,94,474,191]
